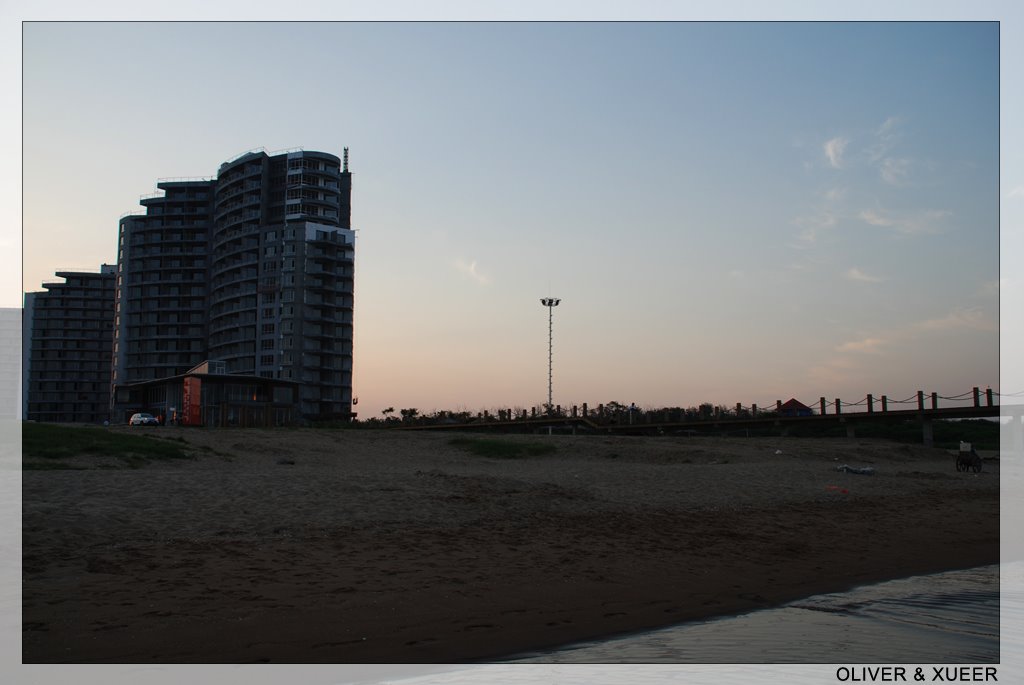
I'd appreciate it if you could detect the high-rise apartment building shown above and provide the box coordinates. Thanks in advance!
[111,148,355,421]
[22,148,355,424]
[112,180,214,385]
[23,267,118,423]
[206,149,354,417]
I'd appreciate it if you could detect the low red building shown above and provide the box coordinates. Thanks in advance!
[778,398,814,417]
[112,360,300,427]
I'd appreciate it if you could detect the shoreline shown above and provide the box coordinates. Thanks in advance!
[23,428,999,663]
[500,563,1001,663]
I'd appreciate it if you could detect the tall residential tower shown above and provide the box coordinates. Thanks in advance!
[111,148,355,421]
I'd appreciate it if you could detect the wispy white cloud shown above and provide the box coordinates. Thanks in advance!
[836,337,886,354]
[824,187,846,201]
[877,116,901,138]
[808,355,859,385]
[454,258,491,285]
[845,267,884,283]
[880,157,911,185]
[824,136,849,168]
[858,207,950,235]
[792,212,837,244]
[867,116,903,162]
[808,300,995,391]
[859,209,894,227]
[915,307,996,333]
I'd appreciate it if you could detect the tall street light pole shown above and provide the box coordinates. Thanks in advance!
[540,297,560,414]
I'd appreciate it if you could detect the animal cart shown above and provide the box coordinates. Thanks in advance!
[956,441,983,473]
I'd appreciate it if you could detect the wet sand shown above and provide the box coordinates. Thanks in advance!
[22,427,999,663]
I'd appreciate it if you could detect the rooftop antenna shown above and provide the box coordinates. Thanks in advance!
[343,147,349,172]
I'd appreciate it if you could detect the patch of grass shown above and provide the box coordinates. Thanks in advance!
[22,423,192,465]
[22,461,87,471]
[448,437,557,459]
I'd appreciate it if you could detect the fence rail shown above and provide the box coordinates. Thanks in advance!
[395,385,1012,446]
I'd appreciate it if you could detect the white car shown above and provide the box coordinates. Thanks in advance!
[129,412,159,426]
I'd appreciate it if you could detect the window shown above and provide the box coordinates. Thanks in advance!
[261,339,275,350]
[262,323,275,335]
[260,355,274,366]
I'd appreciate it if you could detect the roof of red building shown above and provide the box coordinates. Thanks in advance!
[779,398,812,411]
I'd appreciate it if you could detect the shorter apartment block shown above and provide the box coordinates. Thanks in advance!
[23,266,117,423]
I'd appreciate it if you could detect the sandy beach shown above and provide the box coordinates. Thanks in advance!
[22,427,999,663]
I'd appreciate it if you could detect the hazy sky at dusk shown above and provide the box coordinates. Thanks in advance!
[14,15,1016,419]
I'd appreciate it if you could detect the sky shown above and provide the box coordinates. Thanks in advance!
[13,15,1013,421]
[2,3,1024,684]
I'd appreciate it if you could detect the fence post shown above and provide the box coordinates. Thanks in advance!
[753,403,758,417]
[882,395,888,412]
[820,397,826,415]
[835,398,841,416]
[736,402,742,416]
[931,392,938,410]
[986,388,993,407]
[918,391,925,411]
[531,407,536,418]
[582,402,588,418]
[973,387,980,407]
[867,394,874,414]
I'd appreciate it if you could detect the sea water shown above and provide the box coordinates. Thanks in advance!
[311,564,1014,684]
[505,565,1000,663]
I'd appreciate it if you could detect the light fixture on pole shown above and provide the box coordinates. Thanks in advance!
[540,297,561,415]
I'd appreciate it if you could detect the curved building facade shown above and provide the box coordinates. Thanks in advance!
[112,148,355,421]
